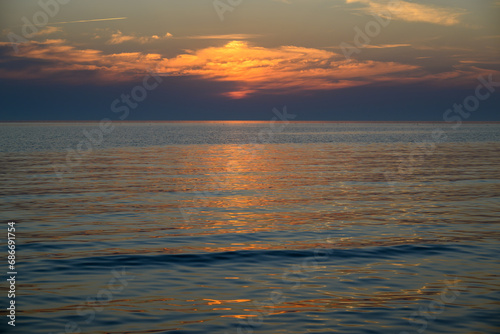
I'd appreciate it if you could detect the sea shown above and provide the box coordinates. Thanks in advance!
[0,121,499,334]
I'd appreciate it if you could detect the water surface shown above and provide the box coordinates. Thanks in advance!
[0,122,499,333]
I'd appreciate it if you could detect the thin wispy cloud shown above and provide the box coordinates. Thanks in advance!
[479,35,500,40]
[363,43,411,49]
[345,0,465,26]
[106,31,173,44]
[181,34,261,40]
[327,43,411,49]
[32,26,62,37]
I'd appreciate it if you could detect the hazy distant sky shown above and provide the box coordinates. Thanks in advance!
[1,0,499,120]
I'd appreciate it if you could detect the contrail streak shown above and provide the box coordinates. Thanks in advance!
[49,17,128,25]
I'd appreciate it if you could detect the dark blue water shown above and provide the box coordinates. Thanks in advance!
[0,122,499,333]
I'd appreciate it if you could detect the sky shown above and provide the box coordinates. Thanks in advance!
[0,0,499,121]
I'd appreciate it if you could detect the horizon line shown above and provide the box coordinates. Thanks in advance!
[2,120,500,124]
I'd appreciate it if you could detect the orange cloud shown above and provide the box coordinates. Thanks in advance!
[0,39,495,98]
[0,39,162,82]
[156,41,418,98]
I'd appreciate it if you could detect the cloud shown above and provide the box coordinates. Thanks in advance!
[33,26,62,37]
[107,31,173,44]
[346,0,465,26]
[0,39,163,82]
[181,34,261,40]
[1,26,62,41]
[459,60,500,65]
[0,39,495,98]
[362,43,411,49]
[156,40,419,98]
[479,35,500,40]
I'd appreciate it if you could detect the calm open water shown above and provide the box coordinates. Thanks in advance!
[0,122,499,334]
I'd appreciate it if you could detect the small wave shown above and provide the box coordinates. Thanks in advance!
[25,244,467,272]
